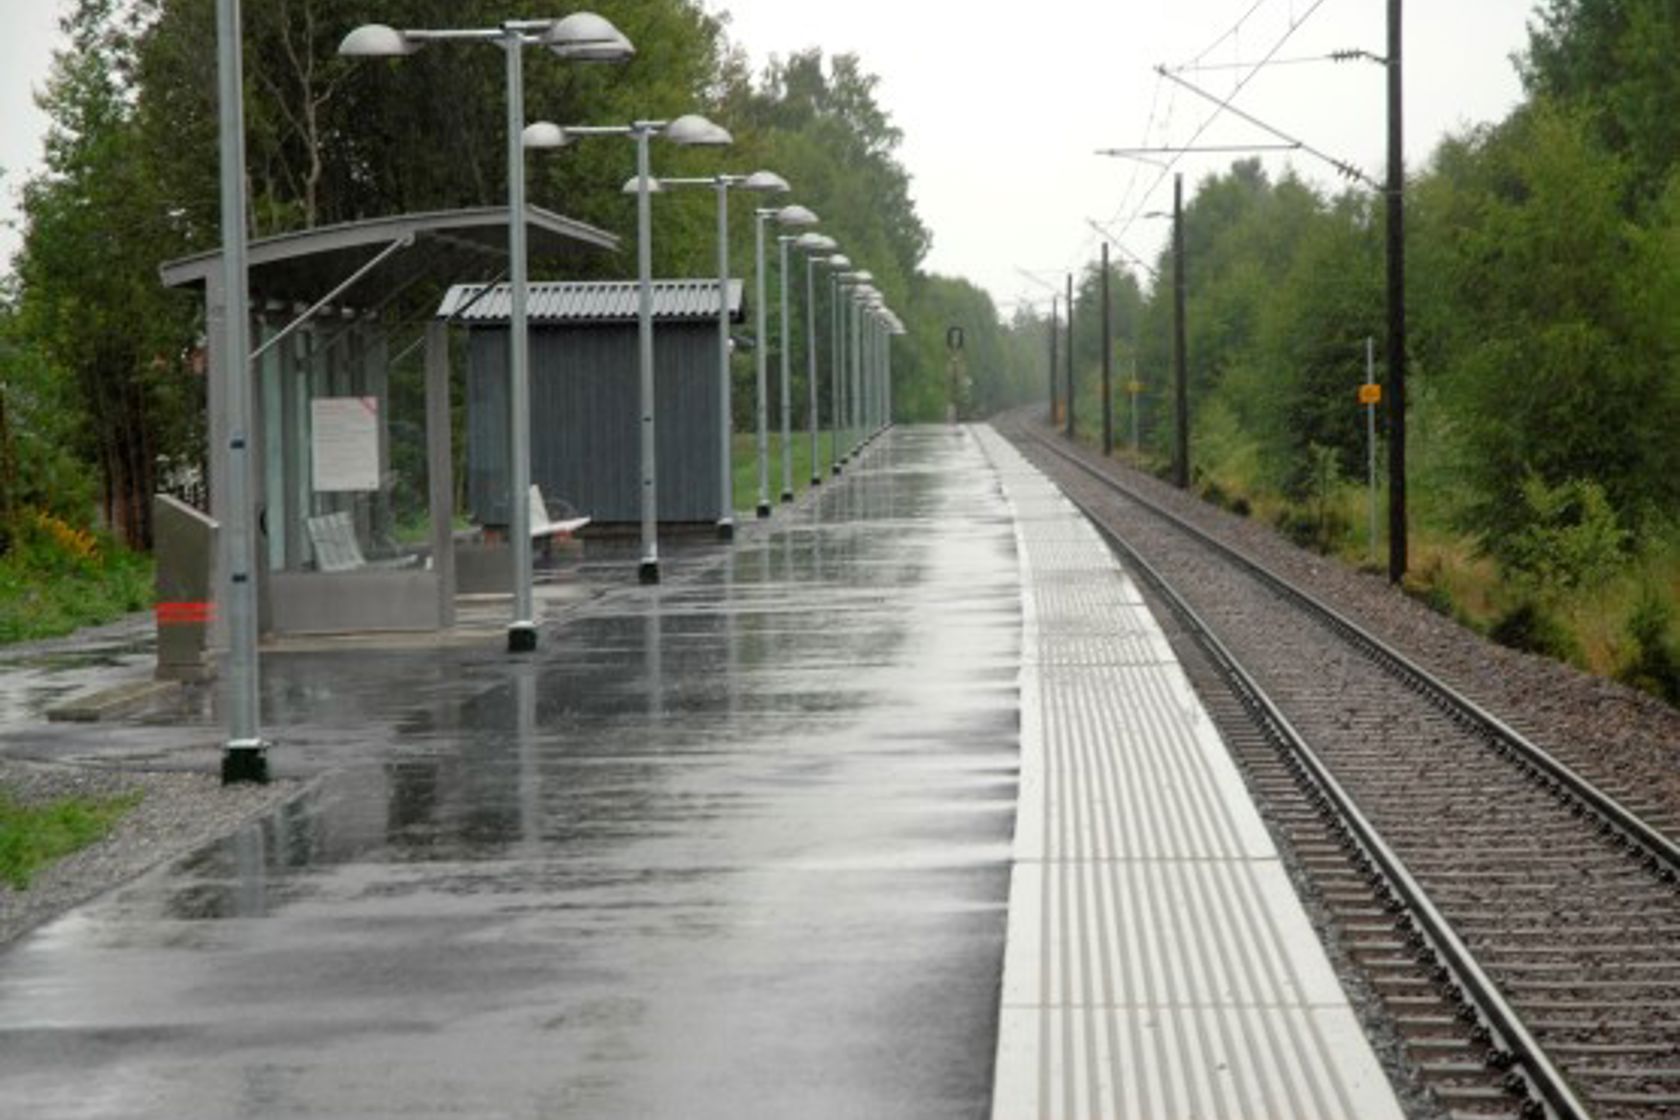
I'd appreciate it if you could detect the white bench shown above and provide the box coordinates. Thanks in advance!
[306,510,420,572]
[529,484,590,541]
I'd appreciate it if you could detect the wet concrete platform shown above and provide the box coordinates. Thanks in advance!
[0,427,1019,1119]
[0,424,1402,1119]
[977,429,1402,1120]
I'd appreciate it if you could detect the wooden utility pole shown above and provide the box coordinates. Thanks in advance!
[1048,295,1059,424]
[1386,0,1408,582]
[1065,273,1075,440]
[1101,242,1113,456]
[1172,172,1189,489]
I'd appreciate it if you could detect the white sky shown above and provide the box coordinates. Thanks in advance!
[2,0,1539,308]
[706,0,1538,309]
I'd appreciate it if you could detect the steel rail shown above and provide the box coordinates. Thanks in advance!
[1021,425,1680,882]
[1032,444,1593,1120]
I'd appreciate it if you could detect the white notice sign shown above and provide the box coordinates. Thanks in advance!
[311,397,380,492]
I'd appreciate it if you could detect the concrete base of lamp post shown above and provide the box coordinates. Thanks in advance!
[507,622,538,653]
[810,476,822,487]
[756,502,772,519]
[780,490,793,503]
[716,518,735,541]
[638,559,660,585]
[832,463,842,476]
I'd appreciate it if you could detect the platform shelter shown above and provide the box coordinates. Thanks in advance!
[438,279,744,528]
[160,207,616,637]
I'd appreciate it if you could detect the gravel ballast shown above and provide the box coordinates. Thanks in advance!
[0,758,298,949]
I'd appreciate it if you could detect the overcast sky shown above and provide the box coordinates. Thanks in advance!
[2,1,1540,307]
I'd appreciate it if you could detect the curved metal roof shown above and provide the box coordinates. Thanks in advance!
[437,278,746,324]
[159,206,618,307]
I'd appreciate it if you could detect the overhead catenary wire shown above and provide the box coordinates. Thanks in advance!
[1104,0,1333,241]
[1155,64,1380,189]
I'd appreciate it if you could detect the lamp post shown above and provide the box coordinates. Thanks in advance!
[751,205,818,515]
[848,284,875,461]
[795,234,840,487]
[630,170,789,540]
[526,114,732,583]
[825,257,852,476]
[341,14,633,651]
[836,270,872,464]
[776,216,823,502]
[213,0,263,781]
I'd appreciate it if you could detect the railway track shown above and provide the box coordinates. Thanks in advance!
[997,416,1680,1120]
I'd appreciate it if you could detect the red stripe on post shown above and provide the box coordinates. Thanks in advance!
[156,600,215,625]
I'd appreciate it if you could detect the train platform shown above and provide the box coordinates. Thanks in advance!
[977,427,1401,1119]
[0,424,1400,1118]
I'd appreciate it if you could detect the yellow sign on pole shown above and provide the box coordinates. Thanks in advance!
[1126,380,1144,395]
[1358,383,1382,405]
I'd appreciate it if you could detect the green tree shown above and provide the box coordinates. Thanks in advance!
[1523,0,1680,204]
[12,0,200,548]
[1415,102,1680,545]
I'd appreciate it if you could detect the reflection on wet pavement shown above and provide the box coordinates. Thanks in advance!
[0,427,1021,1118]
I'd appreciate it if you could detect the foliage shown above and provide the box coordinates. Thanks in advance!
[1616,587,1680,704]
[1522,0,1680,204]
[0,788,143,890]
[1491,474,1628,597]
[0,510,153,643]
[10,0,203,551]
[1489,597,1581,662]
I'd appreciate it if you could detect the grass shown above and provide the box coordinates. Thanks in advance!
[0,788,143,890]
[0,512,154,645]
[730,430,841,516]
[0,558,154,644]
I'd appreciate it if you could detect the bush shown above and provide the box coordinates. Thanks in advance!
[1492,475,1628,596]
[0,507,152,643]
[1617,590,1680,705]
[1490,598,1581,662]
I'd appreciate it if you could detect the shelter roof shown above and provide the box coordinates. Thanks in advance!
[437,279,746,325]
[158,206,617,308]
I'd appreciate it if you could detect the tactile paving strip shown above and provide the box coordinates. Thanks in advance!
[979,427,1402,1120]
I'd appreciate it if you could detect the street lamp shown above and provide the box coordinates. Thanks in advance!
[824,256,851,476]
[776,222,827,502]
[526,113,732,583]
[849,284,880,461]
[835,270,872,464]
[635,171,788,540]
[340,13,633,653]
[752,204,818,516]
[796,234,840,487]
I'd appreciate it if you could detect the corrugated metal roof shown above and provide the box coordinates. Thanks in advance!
[438,279,744,324]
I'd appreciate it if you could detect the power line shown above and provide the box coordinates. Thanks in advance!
[1183,0,1272,67]
[1105,0,1333,240]
[1155,65,1380,189]
[1166,49,1384,73]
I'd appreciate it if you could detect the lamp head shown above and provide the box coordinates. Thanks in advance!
[622,175,664,194]
[775,204,819,228]
[828,254,852,270]
[522,121,568,149]
[741,170,790,193]
[338,24,418,57]
[544,13,635,61]
[796,233,837,252]
[662,114,732,147]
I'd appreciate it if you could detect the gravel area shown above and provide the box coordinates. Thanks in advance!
[1010,413,1680,821]
[0,758,300,949]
